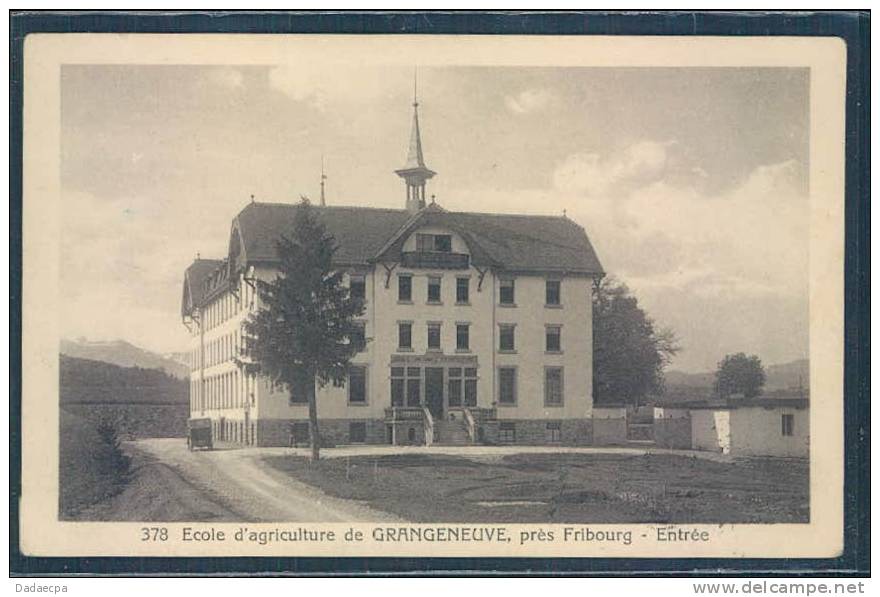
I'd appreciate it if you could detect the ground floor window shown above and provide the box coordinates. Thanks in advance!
[349,422,367,443]
[781,413,794,436]
[406,367,422,406]
[499,421,516,443]
[391,366,422,407]
[544,367,564,406]
[448,367,478,407]
[348,366,367,404]
[546,421,562,443]
[498,367,517,405]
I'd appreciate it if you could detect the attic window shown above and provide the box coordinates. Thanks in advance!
[416,233,452,253]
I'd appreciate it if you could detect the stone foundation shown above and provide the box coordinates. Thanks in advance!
[479,419,592,446]
[256,418,387,447]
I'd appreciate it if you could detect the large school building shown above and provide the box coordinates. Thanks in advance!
[180,93,604,447]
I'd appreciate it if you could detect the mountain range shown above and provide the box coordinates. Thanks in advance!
[60,338,189,379]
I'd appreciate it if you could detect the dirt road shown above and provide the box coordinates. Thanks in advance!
[120,438,402,522]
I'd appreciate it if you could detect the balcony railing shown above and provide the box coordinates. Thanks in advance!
[401,251,469,270]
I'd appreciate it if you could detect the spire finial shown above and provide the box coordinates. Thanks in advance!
[395,71,436,213]
[320,155,327,206]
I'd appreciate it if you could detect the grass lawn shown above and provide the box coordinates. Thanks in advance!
[264,452,809,523]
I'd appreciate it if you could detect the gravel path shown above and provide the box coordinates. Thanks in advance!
[129,438,403,522]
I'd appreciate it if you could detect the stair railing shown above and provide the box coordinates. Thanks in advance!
[463,408,477,444]
[422,406,434,447]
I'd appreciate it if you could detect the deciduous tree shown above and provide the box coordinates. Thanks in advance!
[714,353,766,398]
[592,277,679,406]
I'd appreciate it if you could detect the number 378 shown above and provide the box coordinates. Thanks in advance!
[140,527,169,541]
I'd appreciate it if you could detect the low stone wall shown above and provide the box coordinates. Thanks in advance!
[653,417,692,449]
[592,406,628,446]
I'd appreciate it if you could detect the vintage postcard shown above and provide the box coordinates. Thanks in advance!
[19,32,846,560]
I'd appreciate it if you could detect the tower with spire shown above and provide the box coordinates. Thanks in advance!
[395,72,436,213]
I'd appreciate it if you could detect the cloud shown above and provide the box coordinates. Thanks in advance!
[449,144,808,371]
[268,65,409,110]
[504,88,555,114]
[60,189,215,353]
[553,140,672,196]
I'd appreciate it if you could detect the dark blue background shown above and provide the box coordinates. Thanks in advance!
[8,10,870,577]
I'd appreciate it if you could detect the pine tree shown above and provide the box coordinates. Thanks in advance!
[244,200,365,460]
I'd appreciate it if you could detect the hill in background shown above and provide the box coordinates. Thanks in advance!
[662,358,809,402]
[61,338,189,379]
[61,355,188,405]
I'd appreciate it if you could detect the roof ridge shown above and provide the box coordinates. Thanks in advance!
[247,201,407,214]
[450,209,572,221]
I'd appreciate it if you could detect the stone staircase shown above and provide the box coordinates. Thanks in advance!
[432,419,472,446]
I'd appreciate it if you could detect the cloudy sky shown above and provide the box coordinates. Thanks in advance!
[61,64,809,372]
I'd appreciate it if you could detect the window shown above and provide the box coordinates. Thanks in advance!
[390,367,405,407]
[781,414,794,436]
[499,324,516,352]
[448,367,478,407]
[427,323,442,351]
[546,279,561,306]
[499,367,517,405]
[288,374,309,404]
[544,367,564,406]
[416,233,452,252]
[427,276,442,303]
[546,421,562,443]
[456,323,470,351]
[434,234,452,252]
[406,367,422,407]
[546,325,562,352]
[398,322,412,350]
[348,366,367,404]
[456,277,470,304]
[447,368,463,407]
[398,275,412,302]
[349,422,367,443]
[499,422,516,443]
[349,274,366,300]
[415,233,433,251]
[464,367,477,407]
[500,278,515,305]
[351,322,366,353]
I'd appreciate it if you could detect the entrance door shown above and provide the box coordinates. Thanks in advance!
[425,367,444,419]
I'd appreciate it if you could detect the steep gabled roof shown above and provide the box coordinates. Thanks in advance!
[185,201,604,312]
[373,205,603,274]
[229,202,412,272]
[181,258,224,317]
[228,201,603,275]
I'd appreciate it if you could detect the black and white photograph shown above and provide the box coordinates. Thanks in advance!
[15,26,854,565]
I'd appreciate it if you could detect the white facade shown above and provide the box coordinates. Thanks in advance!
[687,404,809,458]
[184,232,597,446]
